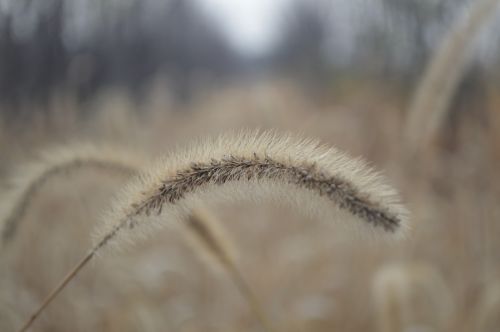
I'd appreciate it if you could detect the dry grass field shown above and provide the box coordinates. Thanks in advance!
[1,75,499,332]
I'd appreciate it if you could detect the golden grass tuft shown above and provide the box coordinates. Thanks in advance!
[182,208,238,274]
[183,208,274,332]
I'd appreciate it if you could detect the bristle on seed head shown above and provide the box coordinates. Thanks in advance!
[93,130,409,251]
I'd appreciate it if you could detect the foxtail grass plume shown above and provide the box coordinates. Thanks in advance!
[0,144,143,246]
[405,0,500,153]
[17,130,409,332]
[94,130,409,251]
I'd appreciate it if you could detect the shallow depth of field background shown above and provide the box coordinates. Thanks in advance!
[1,0,500,331]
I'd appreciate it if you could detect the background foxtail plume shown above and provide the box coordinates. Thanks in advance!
[405,0,500,153]
[183,208,274,332]
[0,144,144,246]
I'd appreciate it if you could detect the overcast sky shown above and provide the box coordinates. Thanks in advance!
[194,0,294,56]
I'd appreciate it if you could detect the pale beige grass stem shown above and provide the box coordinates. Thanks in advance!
[405,0,500,153]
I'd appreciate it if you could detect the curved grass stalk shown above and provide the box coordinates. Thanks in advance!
[17,130,409,331]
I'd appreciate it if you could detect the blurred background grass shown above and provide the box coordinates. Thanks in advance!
[1,0,500,331]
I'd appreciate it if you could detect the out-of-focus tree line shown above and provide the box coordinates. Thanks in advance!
[0,0,240,115]
[276,0,500,85]
[0,0,499,116]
